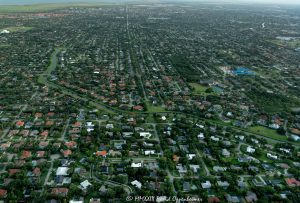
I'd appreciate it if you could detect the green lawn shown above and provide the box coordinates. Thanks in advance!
[189,83,216,96]
[145,102,166,113]
[247,126,287,141]
[258,153,272,163]
[269,39,300,49]
[189,83,208,94]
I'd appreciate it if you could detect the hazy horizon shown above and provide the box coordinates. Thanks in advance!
[0,0,300,5]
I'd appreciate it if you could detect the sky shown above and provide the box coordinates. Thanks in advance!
[0,0,299,5]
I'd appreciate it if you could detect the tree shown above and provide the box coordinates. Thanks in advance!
[276,127,285,135]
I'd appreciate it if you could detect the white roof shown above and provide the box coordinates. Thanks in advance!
[86,122,94,127]
[211,136,220,141]
[56,167,69,176]
[269,123,280,129]
[131,162,142,168]
[201,181,211,189]
[140,132,151,139]
[188,154,196,160]
[198,133,204,138]
[106,124,114,129]
[0,29,10,34]
[80,180,92,189]
[267,153,278,159]
[227,112,233,116]
[196,124,204,128]
[222,149,230,156]
[145,150,155,155]
[131,180,142,189]
[189,164,200,172]
[279,148,291,153]
[87,128,94,132]
[247,146,255,153]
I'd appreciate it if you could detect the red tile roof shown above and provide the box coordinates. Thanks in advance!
[46,120,54,126]
[73,122,82,127]
[63,149,72,157]
[0,189,7,198]
[9,169,21,176]
[35,113,43,118]
[21,150,32,159]
[16,120,24,127]
[40,130,49,137]
[65,141,77,148]
[47,112,55,116]
[37,151,45,157]
[173,155,180,162]
[33,167,41,176]
[291,128,300,135]
[208,197,220,203]
[95,150,107,157]
[51,188,69,196]
[285,178,300,187]
[133,105,144,111]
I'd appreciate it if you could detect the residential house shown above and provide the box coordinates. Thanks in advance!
[285,178,300,187]
[51,188,69,197]
[79,180,92,191]
[131,180,142,189]
[201,181,212,189]
[245,191,258,202]
[131,162,142,168]
[246,146,255,153]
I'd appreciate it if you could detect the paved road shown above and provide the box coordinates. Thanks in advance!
[60,118,70,141]
[44,161,54,186]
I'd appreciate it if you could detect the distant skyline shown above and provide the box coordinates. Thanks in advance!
[0,0,300,5]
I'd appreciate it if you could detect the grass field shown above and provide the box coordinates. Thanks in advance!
[269,39,300,49]
[247,126,287,141]
[146,102,166,113]
[190,83,207,92]
[189,83,214,96]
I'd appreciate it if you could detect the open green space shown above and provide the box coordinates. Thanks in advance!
[247,126,286,141]
[269,39,300,49]
[190,83,207,93]
[189,83,215,96]
[38,48,61,84]
[145,102,166,113]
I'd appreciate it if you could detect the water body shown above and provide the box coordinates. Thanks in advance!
[232,67,255,76]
